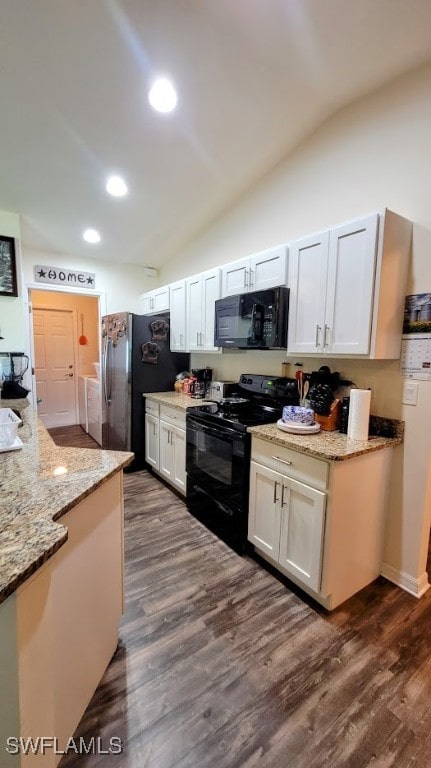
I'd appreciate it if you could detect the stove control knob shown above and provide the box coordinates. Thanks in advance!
[247,377,252,384]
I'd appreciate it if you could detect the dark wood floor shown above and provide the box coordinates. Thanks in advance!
[53,427,431,768]
[48,424,100,449]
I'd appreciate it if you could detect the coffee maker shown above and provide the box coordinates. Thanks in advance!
[190,367,213,399]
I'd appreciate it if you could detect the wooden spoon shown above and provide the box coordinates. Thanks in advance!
[79,313,88,345]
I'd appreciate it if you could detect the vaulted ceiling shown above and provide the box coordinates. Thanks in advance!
[1,0,431,267]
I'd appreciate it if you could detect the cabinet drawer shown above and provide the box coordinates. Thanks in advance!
[251,436,328,490]
[160,404,186,428]
[145,398,160,417]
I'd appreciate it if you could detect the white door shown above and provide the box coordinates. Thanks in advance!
[287,231,329,354]
[278,477,326,593]
[221,256,250,297]
[172,426,186,493]
[145,413,160,469]
[250,244,288,291]
[248,461,282,561]
[200,268,221,351]
[325,213,378,355]
[186,274,203,352]
[170,281,186,351]
[33,308,77,427]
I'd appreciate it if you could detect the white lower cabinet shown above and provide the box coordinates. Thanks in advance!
[248,461,325,593]
[248,436,394,609]
[145,413,160,470]
[145,399,187,495]
[159,420,186,493]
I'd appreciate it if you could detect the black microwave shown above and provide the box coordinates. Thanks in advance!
[214,286,289,349]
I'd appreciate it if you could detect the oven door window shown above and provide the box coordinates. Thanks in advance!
[186,420,246,503]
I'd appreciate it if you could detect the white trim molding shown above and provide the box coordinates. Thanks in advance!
[381,562,430,598]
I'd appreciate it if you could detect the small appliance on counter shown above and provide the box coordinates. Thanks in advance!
[189,367,213,399]
[0,352,30,399]
[206,380,238,402]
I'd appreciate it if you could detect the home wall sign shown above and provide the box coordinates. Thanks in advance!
[34,264,96,288]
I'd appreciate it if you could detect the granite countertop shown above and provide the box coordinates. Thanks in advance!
[0,399,133,605]
[248,415,404,461]
[144,391,213,411]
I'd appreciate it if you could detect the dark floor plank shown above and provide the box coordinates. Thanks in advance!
[48,424,99,449]
[56,457,431,768]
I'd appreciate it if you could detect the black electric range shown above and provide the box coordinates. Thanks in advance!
[185,373,299,552]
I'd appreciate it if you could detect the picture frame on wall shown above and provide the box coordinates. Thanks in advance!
[0,235,18,297]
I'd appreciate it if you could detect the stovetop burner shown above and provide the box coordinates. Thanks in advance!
[188,374,299,432]
[190,400,284,432]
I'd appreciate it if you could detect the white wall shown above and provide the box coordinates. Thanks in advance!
[159,61,431,592]
[21,247,157,316]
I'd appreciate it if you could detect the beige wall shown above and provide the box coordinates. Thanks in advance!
[31,290,99,377]
[159,62,431,590]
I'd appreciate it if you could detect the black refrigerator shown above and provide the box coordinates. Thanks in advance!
[101,312,189,468]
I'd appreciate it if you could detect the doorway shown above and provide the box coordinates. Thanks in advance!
[30,289,100,428]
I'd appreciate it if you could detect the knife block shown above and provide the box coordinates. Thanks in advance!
[314,399,341,431]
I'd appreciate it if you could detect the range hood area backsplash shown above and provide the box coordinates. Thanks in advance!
[190,351,403,419]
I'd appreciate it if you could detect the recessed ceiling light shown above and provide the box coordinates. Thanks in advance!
[83,228,101,244]
[106,175,128,197]
[148,77,177,113]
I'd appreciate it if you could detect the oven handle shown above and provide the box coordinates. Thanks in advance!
[186,416,245,442]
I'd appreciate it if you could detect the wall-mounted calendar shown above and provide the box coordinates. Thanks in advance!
[400,294,431,379]
[400,334,431,380]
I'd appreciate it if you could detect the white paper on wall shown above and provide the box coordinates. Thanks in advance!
[400,334,431,380]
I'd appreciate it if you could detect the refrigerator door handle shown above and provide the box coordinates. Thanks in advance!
[103,338,112,405]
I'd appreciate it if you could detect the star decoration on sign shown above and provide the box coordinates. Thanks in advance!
[87,276,94,285]
[37,268,46,278]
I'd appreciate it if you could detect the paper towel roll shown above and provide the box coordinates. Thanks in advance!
[347,389,371,441]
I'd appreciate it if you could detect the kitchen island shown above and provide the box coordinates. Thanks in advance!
[0,400,133,766]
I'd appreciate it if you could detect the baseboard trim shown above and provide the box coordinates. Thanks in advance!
[381,563,430,598]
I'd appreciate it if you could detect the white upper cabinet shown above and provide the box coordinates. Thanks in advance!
[169,280,186,351]
[287,230,329,355]
[139,285,170,315]
[221,245,288,297]
[287,209,412,358]
[250,244,288,292]
[186,268,221,352]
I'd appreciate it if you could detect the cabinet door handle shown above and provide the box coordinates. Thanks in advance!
[199,332,203,346]
[273,480,278,504]
[196,332,199,346]
[249,268,253,288]
[315,325,321,348]
[244,268,248,290]
[281,483,287,508]
[323,324,330,348]
[180,333,183,346]
[272,455,292,466]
